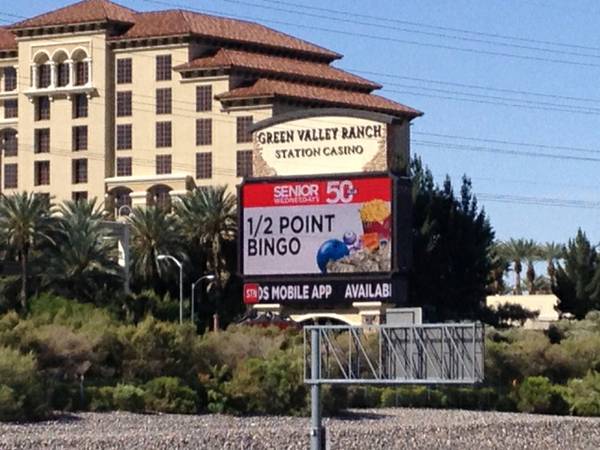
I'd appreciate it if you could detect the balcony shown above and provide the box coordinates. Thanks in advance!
[25,53,96,101]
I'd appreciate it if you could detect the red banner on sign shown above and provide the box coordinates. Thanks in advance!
[242,176,391,208]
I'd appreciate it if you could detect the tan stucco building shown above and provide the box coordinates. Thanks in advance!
[0,0,421,215]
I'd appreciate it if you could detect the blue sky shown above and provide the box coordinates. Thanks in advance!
[3,0,600,245]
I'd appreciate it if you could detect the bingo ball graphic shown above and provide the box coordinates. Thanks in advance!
[317,239,349,273]
[343,231,357,245]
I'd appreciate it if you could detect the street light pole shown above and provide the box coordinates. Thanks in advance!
[191,274,215,323]
[156,254,183,325]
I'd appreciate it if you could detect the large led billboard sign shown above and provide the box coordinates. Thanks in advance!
[239,173,411,305]
[241,109,412,307]
[241,175,393,276]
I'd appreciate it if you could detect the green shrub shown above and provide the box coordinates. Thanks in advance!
[347,386,382,408]
[0,346,48,421]
[379,386,443,408]
[144,377,197,414]
[0,385,23,421]
[88,386,115,412]
[516,376,569,415]
[226,350,306,415]
[113,384,145,412]
[567,371,600,416]
[442,387,498,410]
[321,385,348,416]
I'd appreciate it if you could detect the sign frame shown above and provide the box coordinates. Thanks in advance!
[238,171,412,305]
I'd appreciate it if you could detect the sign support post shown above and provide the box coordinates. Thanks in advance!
[310,328,323,450]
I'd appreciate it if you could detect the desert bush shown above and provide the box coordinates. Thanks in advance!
[88,386,115,412]
[144,377,197,414]
[113,384,145,412]
[379,386,444,408]
[197,325,297,372]
[567,371,600,416]
[321,385,347,416]
[516,376,569,415]
[0,346,47,421]
[347,386,382,408]
[28,294,115,332]
[226,349,306,415]
[118,316,198,383]
[0,385,22,421]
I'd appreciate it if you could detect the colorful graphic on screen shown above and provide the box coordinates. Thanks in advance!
[241,176,392,276]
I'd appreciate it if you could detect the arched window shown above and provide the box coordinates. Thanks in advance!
[53,50,69,87]
[147,185,172,211]
[33,52,51,89]
[71,49,89,86]
[112,187,132,216]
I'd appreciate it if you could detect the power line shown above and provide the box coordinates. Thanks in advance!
[137,0,600,69]
[416,132,600,156]
[413,140,600,163]
[384,83,600,114]
[349,70,600,105]
[254,0,600,53]
[197,0,600,61]
[475,193,600,210]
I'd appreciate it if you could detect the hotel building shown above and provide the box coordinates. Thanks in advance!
[0,0,421,213]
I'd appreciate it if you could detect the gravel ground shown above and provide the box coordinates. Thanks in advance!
[1,408,600,449]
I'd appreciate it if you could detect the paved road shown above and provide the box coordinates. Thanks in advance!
[1,408,599,449]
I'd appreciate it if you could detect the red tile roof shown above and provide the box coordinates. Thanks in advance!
[11,0,136,29]
[112,9,340,61]
[216,79,423,118]
[174,48,380,90]
[0,28,17,51]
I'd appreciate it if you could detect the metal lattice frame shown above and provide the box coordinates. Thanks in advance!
[304,323,484,385]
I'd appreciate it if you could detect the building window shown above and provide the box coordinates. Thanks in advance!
[236,150,253,177]
[72,126,88,151]
[72,191,88,202]
[114,189,132,215]
[156,55,172,81]
[34,129,50,154]
[2,129,17,157]
[156,88,172,114]
[72,158,88,184]
[35,96,50,121]
[156,154,172,175]
[156,121,172,148]
[236,116,253,143]
[4,67,16,91]
[116,157,132,176]
[116,91,132,117]
[4,163,17,189]
[72,94,88,118]
[57,63,69,87]
[116,124,132,150]
[34,161,50,186]
[196,152,212,179]
[196,85,212,112]
[4,99,17,119]
[116,58,132,84]
[196,118,212,146]
[75,61,88,86]
[38,64,51,88]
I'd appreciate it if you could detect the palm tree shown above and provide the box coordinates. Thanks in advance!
[175,186,237,286]
[127,206,184,285]
[41,199,122,301]
[540,242,565,287]
[489,242,510,295]
[0,192,55,309]
[499,238,531,295]
[522,239,541,295]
